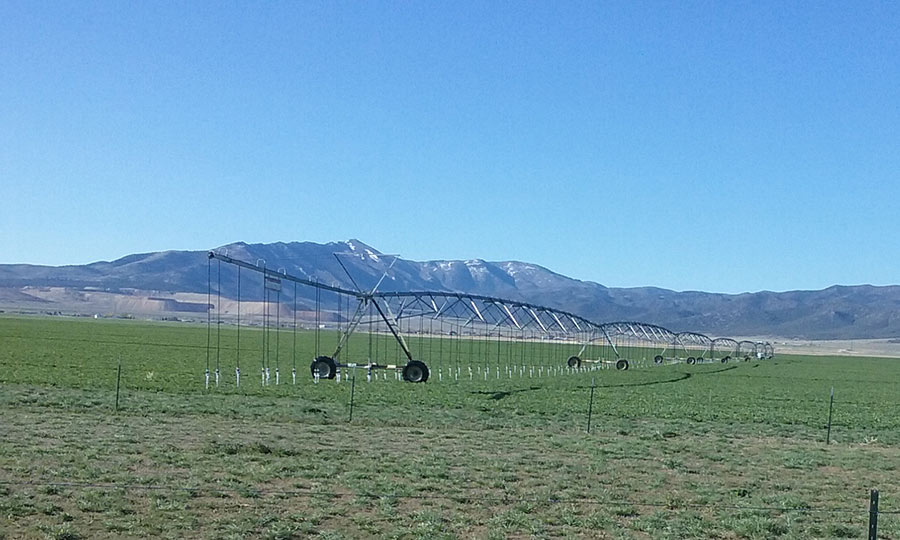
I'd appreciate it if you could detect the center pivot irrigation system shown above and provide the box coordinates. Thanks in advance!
[204,252,774,386]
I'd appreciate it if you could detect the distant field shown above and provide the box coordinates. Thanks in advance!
[2,315,900,538]
[765,336,900,359]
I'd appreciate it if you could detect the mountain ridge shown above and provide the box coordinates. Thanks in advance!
[1,239,898,340]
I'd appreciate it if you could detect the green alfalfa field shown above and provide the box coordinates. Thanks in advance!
[2,315,900,539]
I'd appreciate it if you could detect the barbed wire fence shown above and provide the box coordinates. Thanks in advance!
[0,479,893,537]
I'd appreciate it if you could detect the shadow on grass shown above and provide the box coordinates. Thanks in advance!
[578,364,740,389]
[467,366,743,397]
[471,386,543,400]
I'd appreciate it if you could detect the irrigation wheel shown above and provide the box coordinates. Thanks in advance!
[686,357,696,365]
[615,359,629,370]
[402,360,430,383]
[654,355,664,365]
[310,356,337,379]
[567,355,581,368]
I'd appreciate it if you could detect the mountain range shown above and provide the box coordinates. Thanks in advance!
[2,239,899,340]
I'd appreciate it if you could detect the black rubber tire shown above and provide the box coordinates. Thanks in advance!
[402,360,430,383]
[615,359,629,371]
[744,356,750,362]
[697,357,704,364]
[686,357,696,365]
[310,356,336,379]
[654,355,664,365]
[721,356,730,364]
[567,355,581,368]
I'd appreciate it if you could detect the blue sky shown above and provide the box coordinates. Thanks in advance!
[1,1,897,294]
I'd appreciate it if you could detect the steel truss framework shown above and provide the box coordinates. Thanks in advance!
[207,252,775,383]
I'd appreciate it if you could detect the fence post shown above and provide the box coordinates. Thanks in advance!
[115,358,122,413]
[348,374,356,422]
[586,377,595,433]
[826,386,834,444]
[869,489,879,540]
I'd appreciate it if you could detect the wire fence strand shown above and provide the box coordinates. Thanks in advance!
[0,479,877,515]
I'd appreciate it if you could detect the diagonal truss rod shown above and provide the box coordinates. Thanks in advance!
[331,297,369,361]
[370,297,415,362]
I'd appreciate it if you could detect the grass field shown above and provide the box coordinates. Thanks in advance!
[2,315,900,539]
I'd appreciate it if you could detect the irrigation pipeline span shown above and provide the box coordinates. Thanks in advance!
[205,251,775,385]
